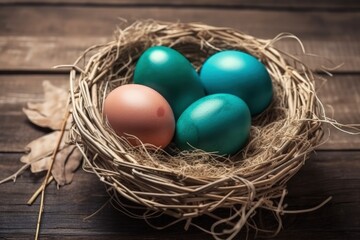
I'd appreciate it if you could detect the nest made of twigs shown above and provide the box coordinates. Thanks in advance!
[68,20,326,239]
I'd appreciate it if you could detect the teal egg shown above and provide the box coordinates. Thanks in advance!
[175,93,251,155]
[200,50,273,116]
[133,46,205,119]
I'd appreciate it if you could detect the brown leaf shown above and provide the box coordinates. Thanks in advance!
[20,131,67,169]
[23,80,70,130]
[20,130,83,186]
[51,145,82,186]
[21,80,83,186]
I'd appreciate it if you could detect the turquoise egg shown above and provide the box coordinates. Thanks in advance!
[175,93,251,155]
[200,50,273,116]
[133,46,205,119]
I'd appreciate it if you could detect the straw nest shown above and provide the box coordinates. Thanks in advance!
[68,20,326,239]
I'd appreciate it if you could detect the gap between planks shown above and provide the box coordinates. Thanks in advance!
[0,36,359,72]
[1,7,359,40]
[1,0,360,11]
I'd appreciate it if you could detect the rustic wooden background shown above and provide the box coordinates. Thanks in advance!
[0,1,359,239]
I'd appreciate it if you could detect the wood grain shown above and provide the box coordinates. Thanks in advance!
[1,7,359,40]
[1,37,359,72]
[1,151,359,239]
[0,75,67,152]
[0,74,359,152]
[1,0,360,10]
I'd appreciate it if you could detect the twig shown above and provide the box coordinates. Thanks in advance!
[27,176,54,205]
[0,162,31,185]
[83,198,111,221]
[33,110,70,240]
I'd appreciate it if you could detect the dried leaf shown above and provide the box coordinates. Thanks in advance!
[51,145,82,186]
[20,80,83,186]
[23,80,70,130]
[20,131,67,169]
[20,130,82,186]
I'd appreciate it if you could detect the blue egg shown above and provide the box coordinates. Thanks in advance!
[175,93,251,155]
[200,50,273,116]
[133,46,205,119]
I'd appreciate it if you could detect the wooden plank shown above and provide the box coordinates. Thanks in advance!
[0,7,359,40]
[0,150,359,239]
[1,0,359,10]
[317,74,360,150]
[0,74,359,152]
[0,75,67,153]
[0,36,110,71]
[1,37,359,72]
[280,150,360,237]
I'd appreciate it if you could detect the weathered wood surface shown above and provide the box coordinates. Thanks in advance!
[1,7,359,39]
[1,0,360,10]
[1,151,359,239]
[0,7,359,72]
[0,1,359,239]
[1,37,359,72]
[1,7,359,72]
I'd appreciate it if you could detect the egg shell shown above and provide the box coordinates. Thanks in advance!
[200,50,273,116]
[103,84,175,148]
[133,46,205,119]
[175,93,251,155]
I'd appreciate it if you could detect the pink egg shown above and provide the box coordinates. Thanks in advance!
[103,84,175,148]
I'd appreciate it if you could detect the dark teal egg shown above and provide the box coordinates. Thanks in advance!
[175,93,251,155]
[133,46,205,119]
[200,50,273,116]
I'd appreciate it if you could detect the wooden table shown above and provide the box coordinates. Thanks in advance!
[1,1,359,239]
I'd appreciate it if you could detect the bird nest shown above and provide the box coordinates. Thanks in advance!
[68,20,326,239]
